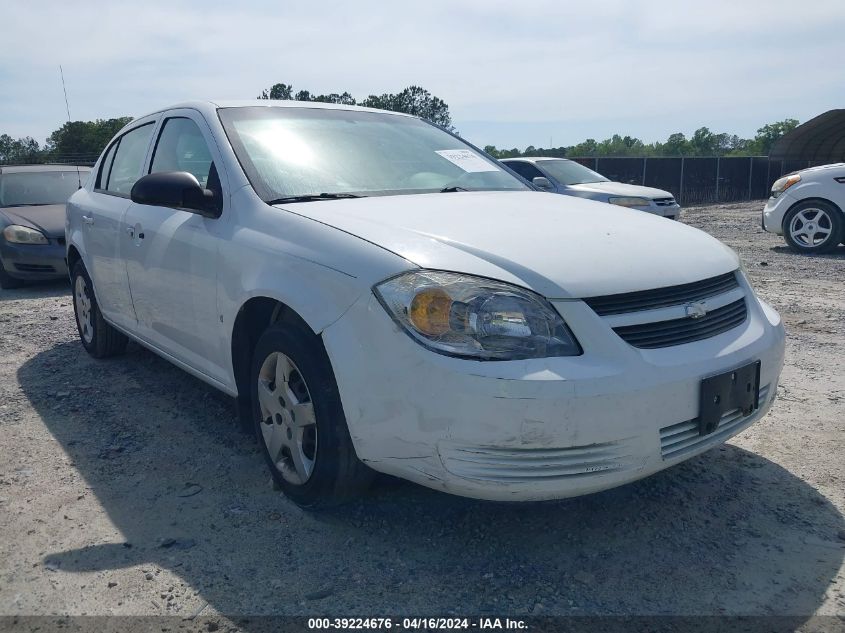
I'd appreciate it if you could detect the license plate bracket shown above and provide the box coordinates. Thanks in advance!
[697,361,761,436]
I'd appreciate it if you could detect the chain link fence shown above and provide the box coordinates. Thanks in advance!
[571,156,819,205]
[0,153,100,168]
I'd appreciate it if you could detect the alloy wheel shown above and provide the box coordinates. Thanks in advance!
[74,275,94,344]
[257,351,318,485]
[789,207,833,248]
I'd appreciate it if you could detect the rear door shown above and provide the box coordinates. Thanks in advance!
[120,110,229,384]
[84,120,157,329]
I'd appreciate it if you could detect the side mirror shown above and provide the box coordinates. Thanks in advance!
[130,171,221,218]
[532,176,554,191]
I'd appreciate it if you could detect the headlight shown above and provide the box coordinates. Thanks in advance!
[607,196,651,208]
[2,225,48,245]
[771,174,800,198]
[374,270,581,360]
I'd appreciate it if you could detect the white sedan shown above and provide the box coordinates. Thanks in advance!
[66,100,785,506]
[762,163,845,253]
[501,157,681,220]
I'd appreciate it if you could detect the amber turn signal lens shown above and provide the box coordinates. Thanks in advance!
[409,288,452,336]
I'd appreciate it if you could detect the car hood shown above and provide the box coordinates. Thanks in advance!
[276,191,737,299]
[567,181,674,200]
[798,162,845,177]
[0,204,66,238]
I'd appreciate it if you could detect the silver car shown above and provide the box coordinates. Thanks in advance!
[762,163,845,253]
[502,157,681,220]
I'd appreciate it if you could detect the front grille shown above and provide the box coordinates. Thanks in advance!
[439,441,629,482]
[660,384,770,460]
[584,272,740,316]
[613,298,747,349]
[14,263,55,273]
[653,197,677,206]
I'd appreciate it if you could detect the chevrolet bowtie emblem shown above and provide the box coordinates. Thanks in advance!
[685,301,708,319]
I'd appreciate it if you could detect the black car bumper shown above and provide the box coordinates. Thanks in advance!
[0,238,67,281]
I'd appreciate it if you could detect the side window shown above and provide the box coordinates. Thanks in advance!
[96,141,119,190]
[150,118,214,188]
[507,161,543,181]
[106,124,155,195]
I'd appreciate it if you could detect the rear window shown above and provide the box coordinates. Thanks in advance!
[0,171,84,207]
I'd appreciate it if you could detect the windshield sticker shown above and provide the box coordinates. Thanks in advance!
[435,149,499,173]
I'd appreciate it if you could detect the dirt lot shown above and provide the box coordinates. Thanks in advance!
[1,201,844,624]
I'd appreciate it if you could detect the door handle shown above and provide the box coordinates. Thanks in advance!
[81,215,94,225]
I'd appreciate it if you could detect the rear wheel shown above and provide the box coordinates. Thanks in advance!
[71,261,128,358]
[783,201,843,254]
[0,259,24,289]
[251,320,372,507]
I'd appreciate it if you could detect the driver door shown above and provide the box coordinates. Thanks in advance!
[120,111,230,385]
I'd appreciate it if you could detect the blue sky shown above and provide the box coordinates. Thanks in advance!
[1,0,842,150]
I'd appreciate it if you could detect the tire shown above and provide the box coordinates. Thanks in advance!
[250,320,373,507]
[0,258,25,289]
[71,261,128,358]
[782,200,843,254]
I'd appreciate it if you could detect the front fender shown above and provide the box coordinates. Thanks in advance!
[222,255,368,337]
[218,188,414,336]
[786,181,844,212]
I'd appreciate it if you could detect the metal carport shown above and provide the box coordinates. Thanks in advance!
[769,109,845,163]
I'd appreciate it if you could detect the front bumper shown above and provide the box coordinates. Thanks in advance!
[322,277,785,502]
[762,192,795,235]
[0,238,68,281]
[647,202,681,219]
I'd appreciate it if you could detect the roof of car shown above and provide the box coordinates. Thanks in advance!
[501,157,569,163]
[139,99,415,121]
[0,164,92,174]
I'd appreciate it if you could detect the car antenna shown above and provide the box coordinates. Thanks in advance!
[59,65,82,189]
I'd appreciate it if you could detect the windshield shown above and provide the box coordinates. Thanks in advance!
[536,159,609,186]
[0,171,83,207]
[218,107,527,201]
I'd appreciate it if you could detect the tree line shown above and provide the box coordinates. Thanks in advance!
[0,83,798,165]
[257,82,454,130]
[484,120,799,159]
[0,117,132,164]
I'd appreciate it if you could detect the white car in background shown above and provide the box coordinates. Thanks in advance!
[762,163,845,253]
[66,100,784,507]
[501,157,682,220]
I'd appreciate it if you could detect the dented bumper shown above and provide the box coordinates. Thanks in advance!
[322,284,785,502]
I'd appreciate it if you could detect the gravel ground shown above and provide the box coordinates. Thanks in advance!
[0,201,843,624]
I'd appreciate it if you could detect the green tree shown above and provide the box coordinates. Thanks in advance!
[569,138,598,156]
[257,82,453,129]
[656,133,687,155]
[689,127,716,156]
[359,86,452,129]
[258,83,294,100]
[0,134,41,163]
[45,118,133,159]
[748,119,800,155]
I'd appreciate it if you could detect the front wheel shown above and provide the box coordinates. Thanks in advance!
[783,201,843,254]
[71,261,128,358]
[251,321,373,507]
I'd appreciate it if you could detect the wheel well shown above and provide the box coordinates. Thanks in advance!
[66,245,81,277]
[230,297,317,400]
[783,197,844,232]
